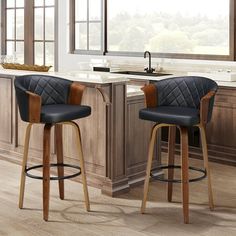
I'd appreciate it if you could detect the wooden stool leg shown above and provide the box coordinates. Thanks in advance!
[19,123,32,209]
[199,125,214,210]
[180,127,189,224]
[141,124,159,214]
[167,126,176,202]
[73,122,90,211]
[43,124,52,221]
[55,124,64,200]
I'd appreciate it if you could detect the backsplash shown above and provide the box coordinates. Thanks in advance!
[67,57,236,74]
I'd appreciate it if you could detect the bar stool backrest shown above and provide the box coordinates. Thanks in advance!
[15,75,72,105]
[14,75,73,122]
[155,76,217,108]
[154,76,218,121]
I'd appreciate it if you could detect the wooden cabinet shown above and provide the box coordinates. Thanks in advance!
[62,86,106,176]
[126,94,161,184]
[206,87,236,165]
[161,86,236,166]
[0,78,13,145]
[17,121,52,153]
[0,76,159,196]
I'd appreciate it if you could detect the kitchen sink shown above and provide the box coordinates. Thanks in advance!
[111,71,172,77]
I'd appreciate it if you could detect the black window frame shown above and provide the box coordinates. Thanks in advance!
[70,0,105,55]
[70,0,236,61]
[2,0,25,63]
[1,0,58,69]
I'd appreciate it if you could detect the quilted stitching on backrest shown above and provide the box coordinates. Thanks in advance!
[155,76,218,109]
[22,75,72,105]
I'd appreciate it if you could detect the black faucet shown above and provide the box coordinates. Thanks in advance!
[144,51,155,73]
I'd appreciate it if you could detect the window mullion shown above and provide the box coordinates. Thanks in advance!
[24,0,34,64]
[103,0,107,54]
[1,0,7,54]
[43,0,46,65]
[87,0,89,50]
[14,0,16,52]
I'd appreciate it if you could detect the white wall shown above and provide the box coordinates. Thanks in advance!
[57,0,236,72]
[0,2,1,53]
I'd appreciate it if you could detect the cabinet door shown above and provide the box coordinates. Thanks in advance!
[62,87,106,176]
[17,120,45,151]
[207,88,236,148]
[126,95,161,177]
[0,78,13,144]
[205,87,236,165]
[17,113,55,155]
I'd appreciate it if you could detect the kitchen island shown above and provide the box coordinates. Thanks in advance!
[1,68,235,197]
[122,71,236,167]
[0,69,162,196]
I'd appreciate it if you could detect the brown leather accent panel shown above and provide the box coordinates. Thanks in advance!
[68,82,86,105]
[141,84,158,108]
[26,91,42,123]
[200,91,215,125]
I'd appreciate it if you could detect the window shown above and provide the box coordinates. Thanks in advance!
[72,0,104,54]
[71,0,234,60]
[34,0,55,67]
[108,0,230,58]
[1,0,57,68]
[5,0,24,63]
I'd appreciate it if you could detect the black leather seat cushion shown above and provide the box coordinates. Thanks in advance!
[40,104,91,123]
[139,106,200,126]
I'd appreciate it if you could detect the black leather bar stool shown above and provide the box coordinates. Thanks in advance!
[139,76,218,223]
[14,75,91,221]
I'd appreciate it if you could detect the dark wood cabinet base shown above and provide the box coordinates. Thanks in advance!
[162,142,236,166]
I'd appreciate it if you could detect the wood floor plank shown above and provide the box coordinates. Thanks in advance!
[0,156,236,235]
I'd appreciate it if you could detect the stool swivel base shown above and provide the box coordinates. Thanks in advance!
[19,121,90,221]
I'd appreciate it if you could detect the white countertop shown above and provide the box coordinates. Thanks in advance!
[120,71,236,88]
[123,71,236,88]
[1,68,236,92]
[0,69,129,84]
[124,71,236,97]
